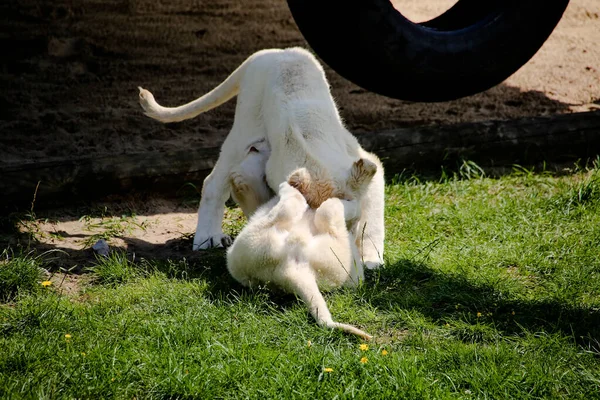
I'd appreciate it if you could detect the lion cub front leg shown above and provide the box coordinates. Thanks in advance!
[193,159,235,250]
[353,152,385,269]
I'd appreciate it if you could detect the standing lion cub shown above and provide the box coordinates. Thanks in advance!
[226,158,377,340]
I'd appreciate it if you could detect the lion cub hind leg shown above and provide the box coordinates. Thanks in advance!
[267,182,309,229]
[309,197,364,288]
[312,197,358,236]
[275,259,372,341]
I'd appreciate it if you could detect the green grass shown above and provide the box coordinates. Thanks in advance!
[1,163,600,399]
[0,250,45,302]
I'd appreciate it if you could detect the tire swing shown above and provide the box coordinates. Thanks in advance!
[286,0,570,101]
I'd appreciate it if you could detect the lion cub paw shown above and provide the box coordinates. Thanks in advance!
[287,168,335,209]
[287,168,311,192]
[349,158,377,193]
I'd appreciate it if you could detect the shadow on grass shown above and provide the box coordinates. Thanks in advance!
[2,226,302,310]
[118,236,304,310]
[365,259,600,348]
[3,216,599,348]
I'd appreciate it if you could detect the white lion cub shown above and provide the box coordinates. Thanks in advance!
[226,158,377,340]
[138,47,385,270]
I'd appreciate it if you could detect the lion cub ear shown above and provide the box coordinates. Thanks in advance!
[348,158,377,193]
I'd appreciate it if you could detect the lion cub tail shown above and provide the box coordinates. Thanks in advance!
[307,283,373,340]
[137,50,266,123]
[280,262,373,341]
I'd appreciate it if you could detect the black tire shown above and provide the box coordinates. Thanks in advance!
[286,0,570,102]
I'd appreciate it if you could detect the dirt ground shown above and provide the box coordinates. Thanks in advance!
[1,0,598,266]
[10,197,245,273]
[0,0,598,165]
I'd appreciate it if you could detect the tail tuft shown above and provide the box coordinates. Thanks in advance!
[331,322,373,341]
[137,86,166,121]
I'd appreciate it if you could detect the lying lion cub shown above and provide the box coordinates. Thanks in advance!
[226,158,377,340]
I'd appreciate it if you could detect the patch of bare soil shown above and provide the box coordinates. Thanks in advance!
[43,271,89,298]
[6,197,245,270]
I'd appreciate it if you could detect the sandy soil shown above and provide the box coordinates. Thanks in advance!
[9,197,246,272]
[0,0,598,165]
[1,0,598,266]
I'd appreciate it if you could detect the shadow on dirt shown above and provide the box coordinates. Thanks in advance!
[0,0,586,214]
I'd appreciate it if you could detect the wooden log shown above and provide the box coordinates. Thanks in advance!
[0,147,221,210]
[2,110,599,209]
[359,109,600,174]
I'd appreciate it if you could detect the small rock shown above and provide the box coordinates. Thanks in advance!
[92,239,110,257]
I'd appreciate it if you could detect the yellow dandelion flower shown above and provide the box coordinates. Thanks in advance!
[381,349,388,356]
[41,281,52,287]
[65,334,72,339]
[307,340,312,348]
[323,367,333,373]
[511,311,515,315]
[476,312,482,318]
[359,344,369,351]
[111,378,115,382]
[360,357,368,364]
[81,352,86,357]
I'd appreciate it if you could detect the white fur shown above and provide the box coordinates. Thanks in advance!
[138,47,385,268]
[228,139,273,217]
[227,181,372,340]
[226,158,376,339]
